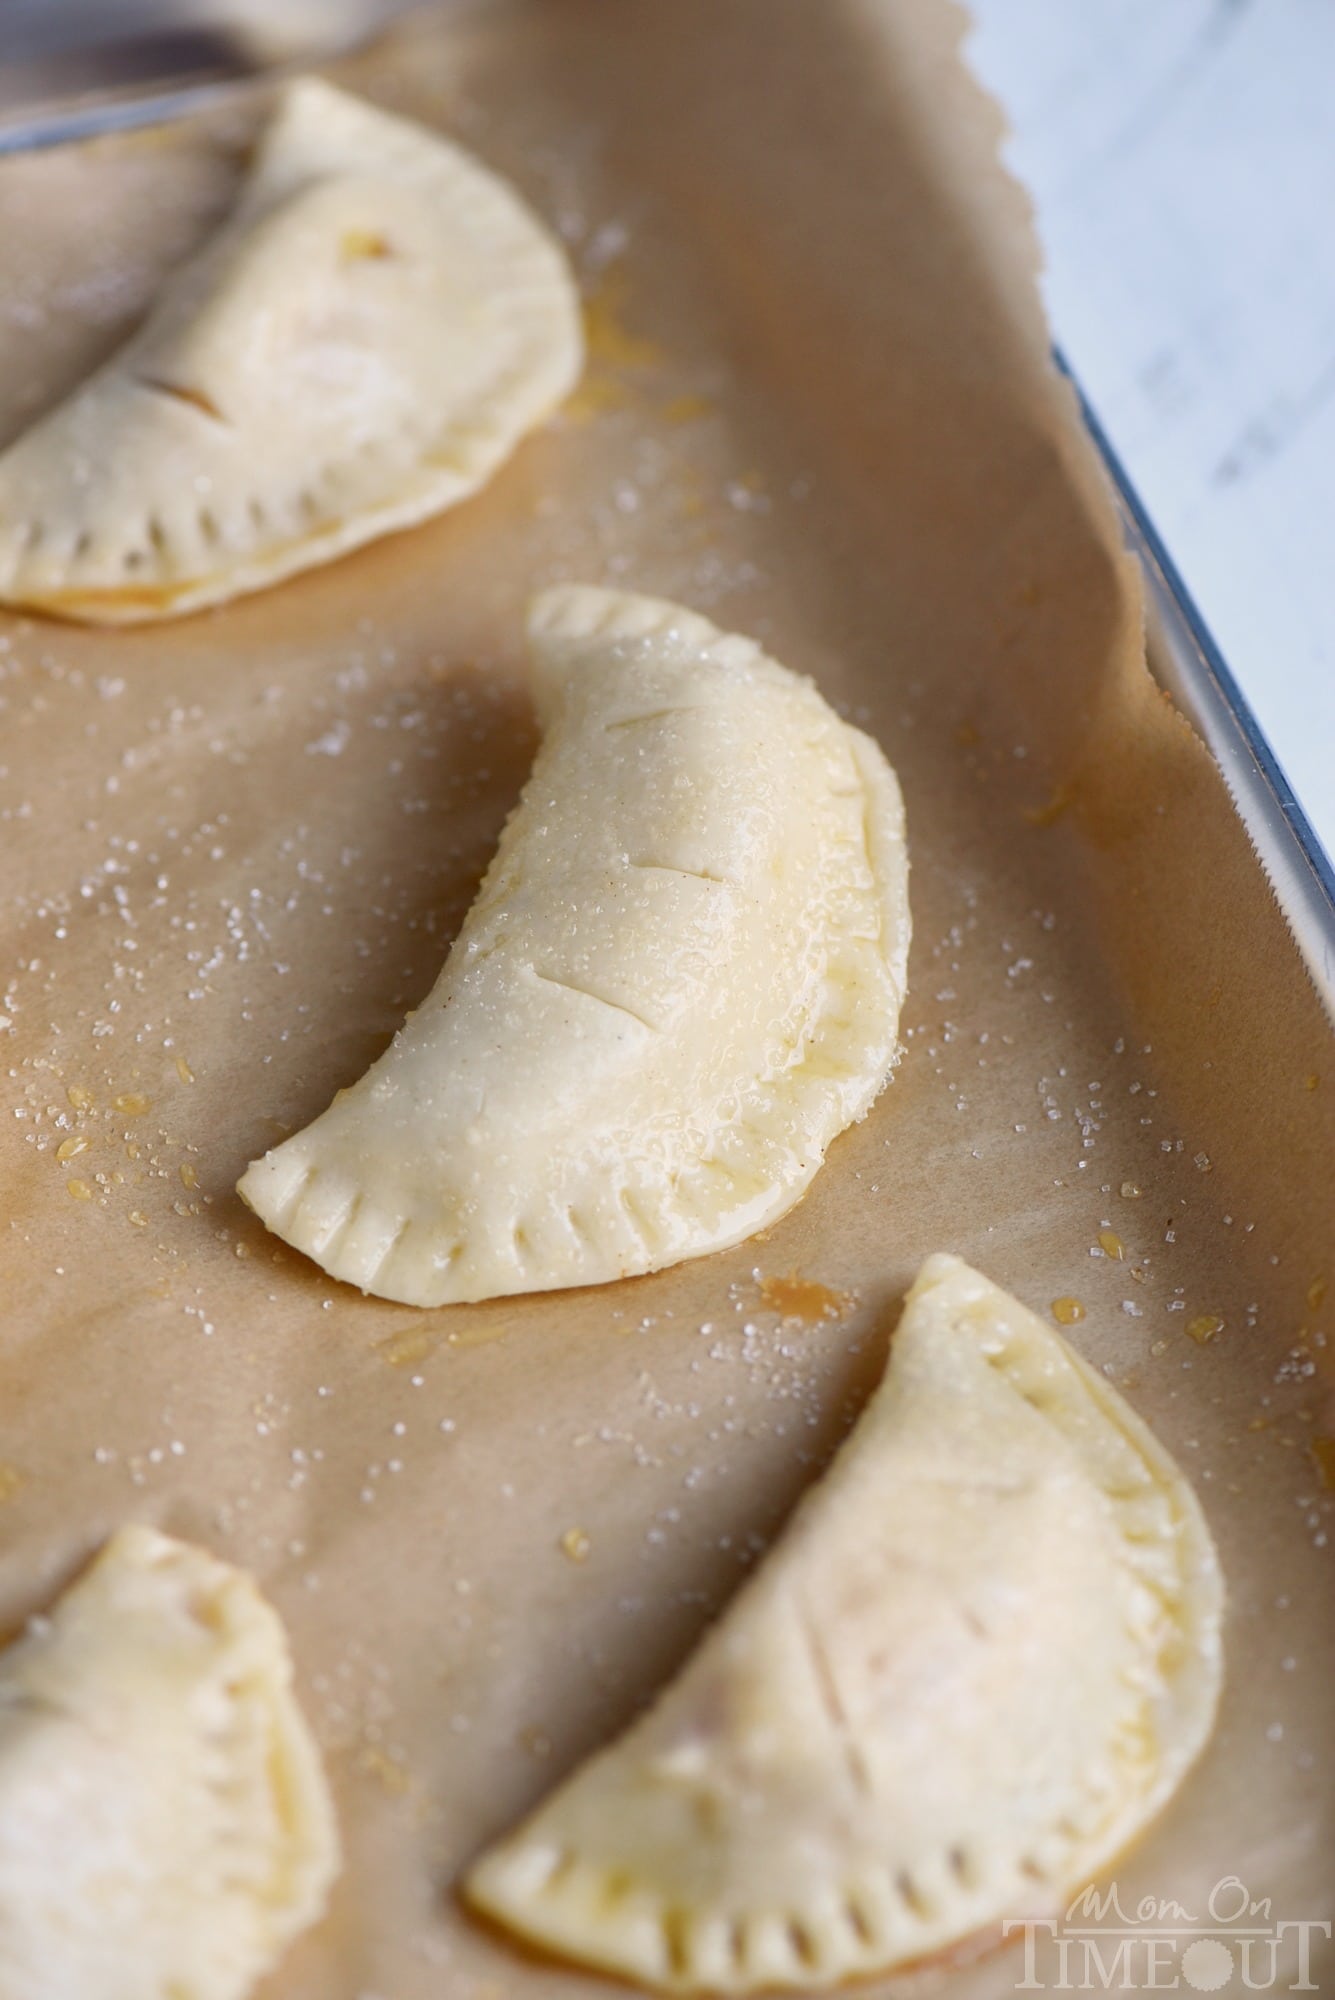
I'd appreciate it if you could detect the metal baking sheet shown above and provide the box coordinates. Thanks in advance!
[1064,361,1335,1030]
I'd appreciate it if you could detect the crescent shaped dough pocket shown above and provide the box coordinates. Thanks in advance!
[465,1254,1224,1994]
[239,586,912,1305]
[0,79,582,623]
[0,1525,339,2000]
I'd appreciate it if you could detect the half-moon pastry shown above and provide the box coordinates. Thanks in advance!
[0,80,582,622]
[239,586,911,1305]
[465,1254,1224,1993]
[0,1525,339,2000]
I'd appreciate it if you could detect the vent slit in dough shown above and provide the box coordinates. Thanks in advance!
[530,967,661,1036]
[797,1599,873,1798]
[628,859,731,887]
[137,374,231,425]
[0,79,582,623]
[239,586,911,1306]
[465,1254,1224,1994]
[605,706,710,733]
[0,1525,339,2000]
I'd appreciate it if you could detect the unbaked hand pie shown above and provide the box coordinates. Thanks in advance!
[465,1254,1224,1993]
[0,79,582,623]
[239,585,911,1305]
[0,1525,338,2000]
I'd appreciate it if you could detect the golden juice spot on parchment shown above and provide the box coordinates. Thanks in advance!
[66,1084,94,1111]
[1186,1314,1224,1346]
[560,1527,591,1564]
[660,392,712,424]
[562,374,633,423]
[1308,1275,1327,1313]
[1024,780,1077,827]
[1120,1180,1143,1199]
[357,1743,412,1796]
[55,1134,89,1163]
[447,1321,508,1351]
[175,1056,195,1085]
[582,267,663,371]
[1097,1229,1125,1261]
[756,1272,854,1323]
[66,1178,94,1202]
[729,467,768,500]
[1051,1296,1086,1326]
[675,466,707,518]
[1309,1438,1335,1491]
[563,265,666,423]
[375,1326,432,1370]
[112,1092,150,1116]
[179,1163,199,1191]
[0,1465,23,1503]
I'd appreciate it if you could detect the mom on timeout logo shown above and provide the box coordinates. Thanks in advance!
[1004,1876,1332,1992]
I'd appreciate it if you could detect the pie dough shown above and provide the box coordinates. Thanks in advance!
[465,1253,1225,1993]
[0,79,582,623]
[0,1525,339,2000]
[238,585,911,1305]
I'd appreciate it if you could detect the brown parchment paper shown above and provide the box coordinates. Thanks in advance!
[1,4,1332,1995]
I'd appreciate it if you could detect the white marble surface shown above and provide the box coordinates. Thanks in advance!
[967,0,1335,867]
